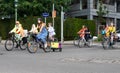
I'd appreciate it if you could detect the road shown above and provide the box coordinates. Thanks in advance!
[0,42,120,73]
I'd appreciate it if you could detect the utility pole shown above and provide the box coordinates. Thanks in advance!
[61,6,64,43]
[15,0,18,22]
[52,3,55,28]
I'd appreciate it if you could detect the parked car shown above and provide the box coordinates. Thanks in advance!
[116,30,120,41]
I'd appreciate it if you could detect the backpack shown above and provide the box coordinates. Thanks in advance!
[101,30,106,35]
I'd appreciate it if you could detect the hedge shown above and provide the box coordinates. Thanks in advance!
[64,18,96,40]
[0,16,96,40]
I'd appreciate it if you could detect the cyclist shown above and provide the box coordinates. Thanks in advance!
[101,25,106,35]
[36,18,48,49]
[29,24,38,34]
[77,25,86,39]
[109,23,116,44]
[47,22,56,41]
[9,21,25,47]
[29,24,38,39]
[104,24,110,37]
[109,23,116,34]
[84,26,91,41]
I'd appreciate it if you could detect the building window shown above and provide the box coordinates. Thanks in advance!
[117,1,120,12]
[82,0,87,9]
[102,0,114,5]
[93,0,98,9]
[71,0,80,5]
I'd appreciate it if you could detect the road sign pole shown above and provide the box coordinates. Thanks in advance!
[45,17,46,24]
[42,12,49,24]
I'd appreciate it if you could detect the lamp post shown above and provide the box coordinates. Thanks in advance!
[15,0,18,22]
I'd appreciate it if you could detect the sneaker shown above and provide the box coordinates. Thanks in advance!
[44,42,47,48]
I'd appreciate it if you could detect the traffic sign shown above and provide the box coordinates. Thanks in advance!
[52,10,56,18]
[42,12,49,17]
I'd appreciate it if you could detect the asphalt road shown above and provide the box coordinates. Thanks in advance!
[0,42,120,73]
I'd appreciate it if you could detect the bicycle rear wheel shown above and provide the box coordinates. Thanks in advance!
[78,39,85,48]
[87,39,93,47]
[5,38,14,51]
[43,46,51,52]
[39,41,51,52]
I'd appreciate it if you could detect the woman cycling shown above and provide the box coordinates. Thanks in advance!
[36,18,48,49]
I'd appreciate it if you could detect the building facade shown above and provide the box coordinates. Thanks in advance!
[69,0,120,30]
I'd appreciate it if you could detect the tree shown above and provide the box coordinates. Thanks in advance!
[96,0,109,36]
[96,0,109,25]
[0,0,14,18]
[0,0,72,18]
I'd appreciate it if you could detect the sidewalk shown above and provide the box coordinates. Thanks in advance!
[62,40,101,46]
[0,40,101,46]
[0,40,5,45]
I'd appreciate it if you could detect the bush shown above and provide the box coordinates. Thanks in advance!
[0,16,96,40]
[64,18,96,40]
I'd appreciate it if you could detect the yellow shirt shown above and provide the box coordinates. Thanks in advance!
[10,24,24,37]
[109,26,116,33]
[105,26,116,37]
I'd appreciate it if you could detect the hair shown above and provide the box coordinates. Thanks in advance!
[37,18,43,25]
[38,18,42,21]
[16,21,20,24]
[48,23,52,26]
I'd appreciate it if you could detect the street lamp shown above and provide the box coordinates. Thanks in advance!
[15,0,18,22]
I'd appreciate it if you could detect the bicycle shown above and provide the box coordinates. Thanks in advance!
[102,33,118,49]
[73,35,93,48]
[5,33,27,51]
[27,32,51,53]
[78,37,93,48]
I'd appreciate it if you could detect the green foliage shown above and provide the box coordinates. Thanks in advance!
[96,0,109,24]
[0,16,96,41]
[64,18,96,40]
[97,34,103,41]
[0,19,13,39]
[0,0,73,18]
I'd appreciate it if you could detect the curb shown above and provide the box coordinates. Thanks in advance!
[0,40,5,45]
[0,40,101,46]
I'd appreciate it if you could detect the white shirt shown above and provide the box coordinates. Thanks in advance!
[48,26,56,37]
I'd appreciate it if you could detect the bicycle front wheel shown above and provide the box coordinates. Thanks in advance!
[20,40,27,50]
[102,38,110,49]
[27,41,38,53]
[5,38,14,51]
[73,37,79,46]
